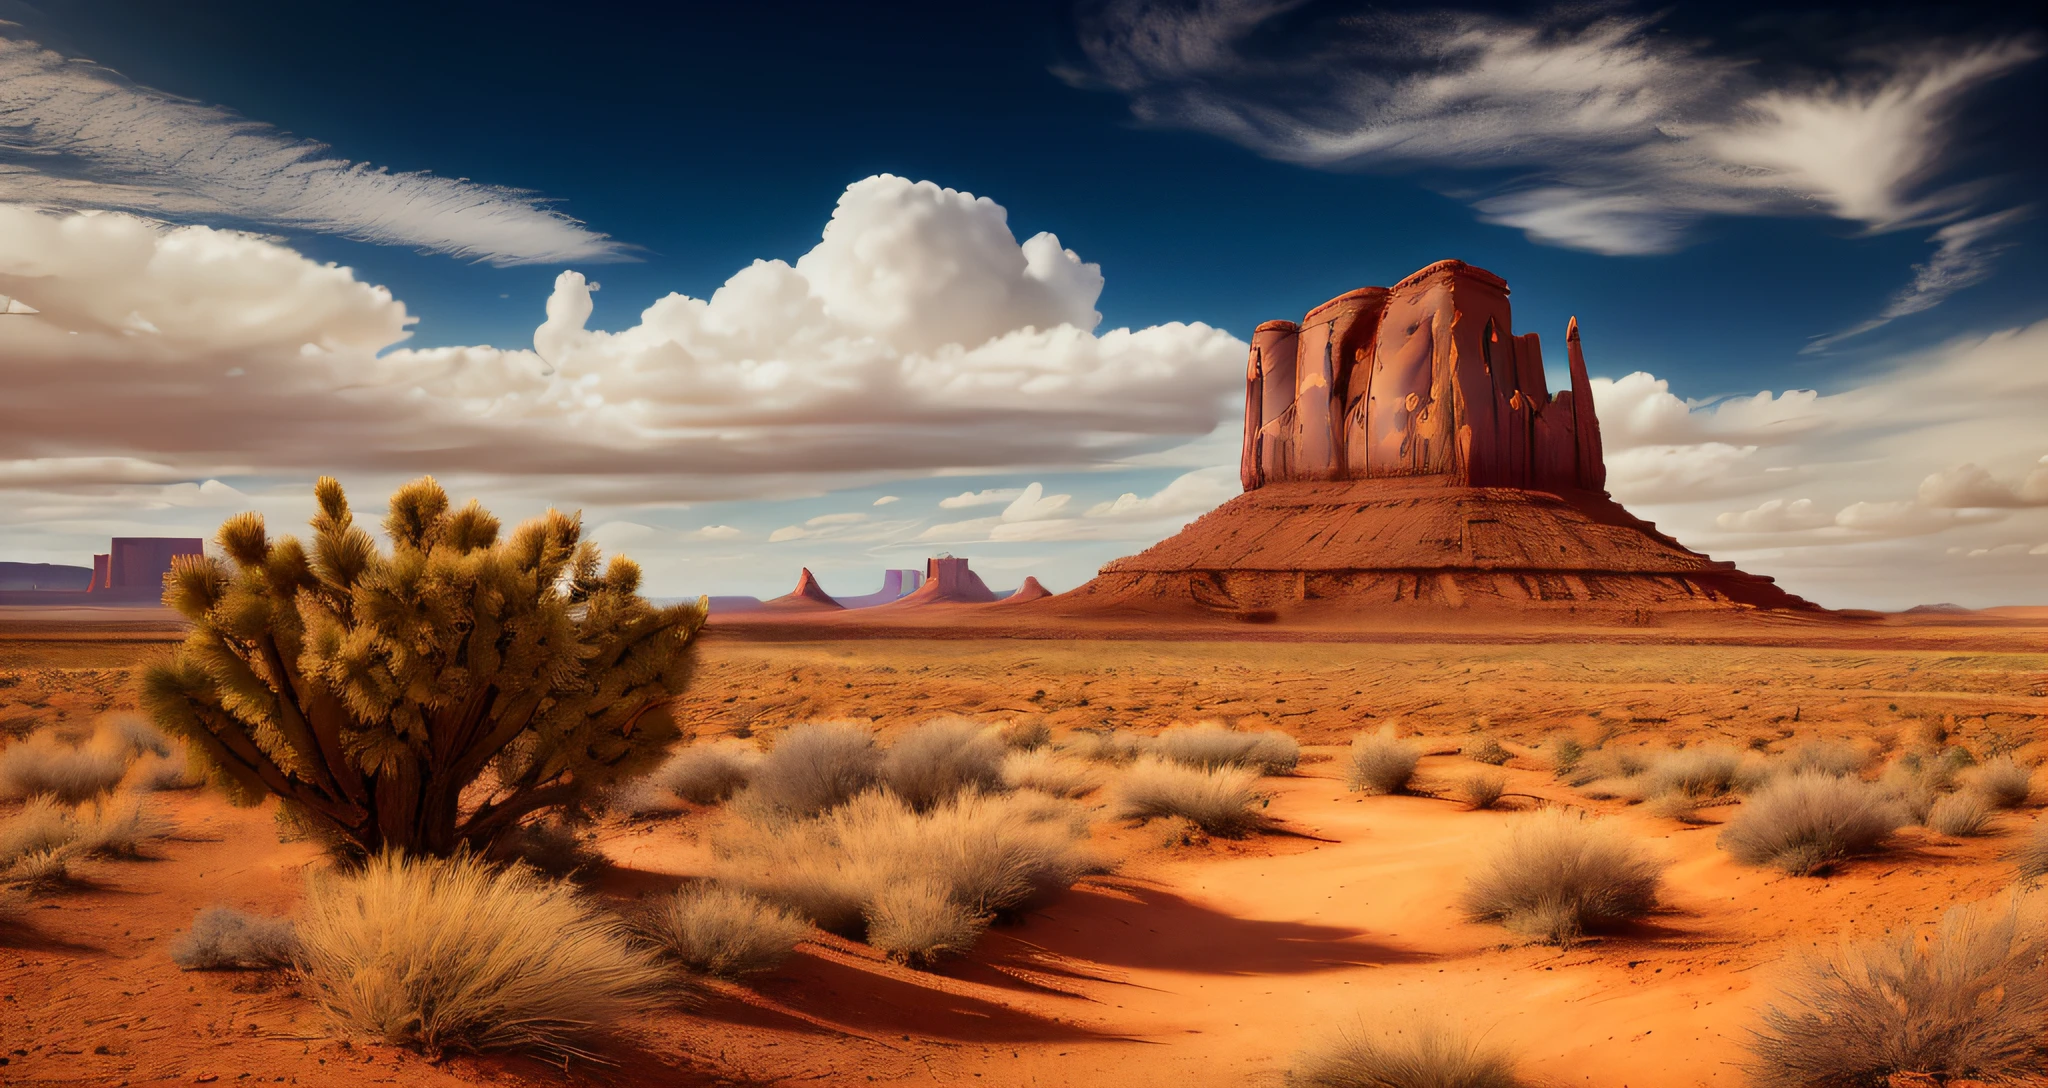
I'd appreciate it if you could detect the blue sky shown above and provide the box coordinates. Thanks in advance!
[1,0,2044,608]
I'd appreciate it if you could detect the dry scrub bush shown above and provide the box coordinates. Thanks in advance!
[1458,773,1507,811]
[1746,897,2048,1086]
[1647,791,1705,824]
[1466,738,1512,766]
[1639,747,1768,800]
[6,849,72,894]
[1461,809,1663,945]
[714,790,1097,959]
[74,792,170,857]
[1927,791,1994,837]
[295,852,664,1058]
[644,884,808,978]
[0,795,77,868]
[747,722,881,817]
[1563,748,1650,789]
[1152,723,1300,775]
[655,741,759,805]
[1000,748,1102,798]
[0,730,129,803]
[143,477,704,858]
[1780,740,1866,778]
[1289,1019,1523,1088]
[126,750,202,792]
[881,719,1007,811]
[1346,728,1420,795]
[1069,729,1148,765]
[1113,756,1268,836]
[865,877,987,968]
[998,719,1052,751]
[1547,736,1585,776]
[171,906,300,969]
[1965,756,2034,810]
[1721,773,1904,875]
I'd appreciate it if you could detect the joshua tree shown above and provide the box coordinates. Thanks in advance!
[143,476,706,857]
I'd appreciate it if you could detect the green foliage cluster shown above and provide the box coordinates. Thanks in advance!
[143,476,705,856]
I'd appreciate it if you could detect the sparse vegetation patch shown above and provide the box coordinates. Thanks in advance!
[1461,809,1663,945]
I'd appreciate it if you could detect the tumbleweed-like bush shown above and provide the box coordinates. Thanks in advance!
[1346,727,1421,795]
[1152,723,1300,775]
[0,729,129,803]
[171,906,300,970]
[1000,747,1102,798]
[1639,746,1767,800]
[654,740,760,805]
[1113,756,1268,836]
[1068,728,1148,765]
[0,795,78,869]
[1457,772,1507,811]
[1779,740,1867,778]
[714,789,1097,955]
[1461,809,1664,945]
[1290,1018,1525,1088]
[880,719,1008,811]
[141,477,705,858]
[1965,756,2035,810]
[1466,738,1513,766]
[745,722,882,817]
[864,876,988,968]
[1746,897,2048,1086]
[1720,773,1904,875]
[643,884,809,978]
[295,852,664,1057]
[1928,791,1995,837]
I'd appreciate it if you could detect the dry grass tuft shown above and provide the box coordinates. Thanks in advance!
[1547,736,1586,777]
[295,852,664,1058]
[74,792,171,858]
[171,906,300,970]
[126,750,203,792]
[1927,791,1995,837]
[1638,746,1767,800]
[0,730,129,803]
[881,719,1008,811]
[643,884,809,978]
[1457,772,1507,810]
[1745,896,2048,1087]
[1779,740,1867,778]
[1563,748,1651,788]
[746,722,881,817]
[1112,756,1268,836]
[714,790,1098,957]
[864,877,988,968]
[998,719,1053,751]
[1466,738,1513,766]
[0,794,79,868]
[1346,728,1421,795]
[1290,1018,1524,1087]
[1152,723,1300,775]
[999,747,1102,798]
[1721,773,1904,875]
[6,848,74,894]
[654,741,760,805]
[1647,791,1706,824]
[1068,728,1148,765]
[1965,756,2035,810]
[1461,809,1663,945]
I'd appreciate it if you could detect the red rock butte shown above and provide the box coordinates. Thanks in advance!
[1062,260,1817,616]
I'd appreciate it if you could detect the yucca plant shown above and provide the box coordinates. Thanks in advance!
[142,476,706,857]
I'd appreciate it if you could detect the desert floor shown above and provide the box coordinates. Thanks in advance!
[2,614,2044,1087]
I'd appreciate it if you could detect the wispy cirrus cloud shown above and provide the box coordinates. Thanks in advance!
[0,26,622,265]
[1069,2,2039,339]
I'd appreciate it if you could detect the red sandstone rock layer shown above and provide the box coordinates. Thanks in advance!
[996,577,1052,605]
[763,567,843,610]
[882,557,998,607]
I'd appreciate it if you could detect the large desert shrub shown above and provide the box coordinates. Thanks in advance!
[295,852,664,1057]
[1965,756,2035,810]
[713,790,1096,959]
[1000,747,1102,798]
[880,719,1007,810]
[1461,809,1663,945]
[1152,723,1300,775]
[1113,756,1267,836]
[655,741,760,804]
[1746,897,2048,1086]
[171,906,300,970]
[140,477,705,857]
[865,877,987,968]
[1290,1019,1524,1088]
[1720,773,1904,875]
[0,729,129,802]
[643,884,808,978]
[746,722,881,817]
[1346,728,1420,795]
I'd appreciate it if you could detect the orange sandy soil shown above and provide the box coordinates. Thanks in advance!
[2,619,2045,1087]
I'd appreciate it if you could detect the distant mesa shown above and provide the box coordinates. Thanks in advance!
[884,556,999,607]
[1053,259,1817,616]
[0,561,92,592]
[1904,603,1973,614]
[708,567,926,614]
[835,568,926,608]
[0,537,202,607]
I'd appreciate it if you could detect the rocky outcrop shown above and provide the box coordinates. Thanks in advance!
[762,567,843,610]
[885,557,998,606]
[995,576,1052,605]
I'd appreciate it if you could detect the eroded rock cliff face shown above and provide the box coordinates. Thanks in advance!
[1065,260,1818,617]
